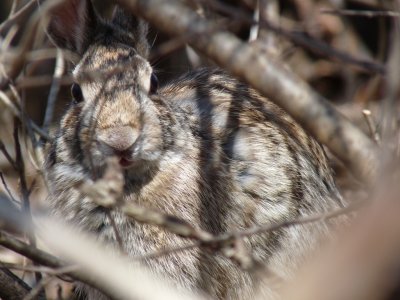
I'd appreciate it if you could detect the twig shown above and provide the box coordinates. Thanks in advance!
[0,230,116,299]
[248,0,259,41]
[105,210,125,252]
[14,73,73,89]
[1,24,19,50]
[381,14,400,146]
[0,267,32,300]
[0,232,62,269]
[9,0,22,17]
[0,184,204,300]
[321,9,400,18]
[0,0,40,35]
[12,119,41,283]
[203,0,385,74]
[41,49,64,141]
[258,0,279,53]
[229,200,362,240]
[0,91,20,122]
[0,262,78,275]
[137,200,363,260]
[0,172,19,205]
[0,90,52,142]
[120,203,213,241]
[22,265,77,300]
[0,0,67,90]
[0,140,17,169]
[82,156,362,261]
[22,275,50,300]
[362,110,380,145]
[137,242,202,261]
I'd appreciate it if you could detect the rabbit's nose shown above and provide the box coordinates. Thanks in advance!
[97,126,138,156]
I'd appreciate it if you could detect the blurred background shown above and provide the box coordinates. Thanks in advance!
[0,0,392,122]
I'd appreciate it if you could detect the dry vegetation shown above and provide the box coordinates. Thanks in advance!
[0,0,399,299]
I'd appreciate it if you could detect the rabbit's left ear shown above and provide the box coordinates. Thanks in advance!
[112,6,149,58]
[47,0,99,55]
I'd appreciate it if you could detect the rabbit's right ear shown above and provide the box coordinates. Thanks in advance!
[47,0,99,55]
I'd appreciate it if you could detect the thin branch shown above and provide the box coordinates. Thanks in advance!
[205,0,385,74]
[12,120,41,283]
[0,172,19,205]
[9,0,22,17]
[229,200,362,240]
[362,109,381,145]
[0,262,78,275]
[258,0,279,53]
[105,210,125,252]
[0,267,32,300]
[120,203,213,241]
[0,0,40,35]
[0,0,67,90]
[22,265,77,300]
[321,9,400,18]
[248,0,259,41]
[381,12,400,146]
[22,276,50,300]
[132,200,364,260]
[0,90,52,142]
[41,49,64,141]
[0,140,17,169]
[0,230,121,299]
[0,232,63,269]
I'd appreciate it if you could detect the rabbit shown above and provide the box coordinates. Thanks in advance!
[45,0,344,299]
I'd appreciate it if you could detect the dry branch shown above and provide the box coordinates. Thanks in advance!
[114,0,379,183]
[201,0,385,74]
[0,0,66,90]
[321,9,400,18]
[0,0,41,35]
[0,194,206,300]
[0,267,32,300]
[82,158,362,265]
[38,218,207,300]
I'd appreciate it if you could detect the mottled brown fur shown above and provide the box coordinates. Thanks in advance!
[45,1,343,299]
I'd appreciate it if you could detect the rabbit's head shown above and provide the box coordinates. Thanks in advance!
[48,0,164,178]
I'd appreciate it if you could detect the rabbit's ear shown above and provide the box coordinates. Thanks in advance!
[47,0,98,54]
[112,6,149,58]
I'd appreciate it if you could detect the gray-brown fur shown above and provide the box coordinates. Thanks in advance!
[45,1,343,299]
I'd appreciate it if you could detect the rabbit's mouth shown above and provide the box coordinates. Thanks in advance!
[119,157,136,168]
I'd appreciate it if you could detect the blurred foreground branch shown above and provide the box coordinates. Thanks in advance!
[0,267,31,300]
[279,186,400,300]
[0,194,206,300]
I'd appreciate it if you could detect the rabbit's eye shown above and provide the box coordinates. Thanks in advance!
[150,73,159,94]
[71,83,84,103]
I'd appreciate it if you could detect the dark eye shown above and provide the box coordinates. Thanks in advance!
[150,73,158,94]
[71,83,83,103]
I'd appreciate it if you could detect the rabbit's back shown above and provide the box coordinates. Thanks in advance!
[129,68,342,297]
[47,68,341,299]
